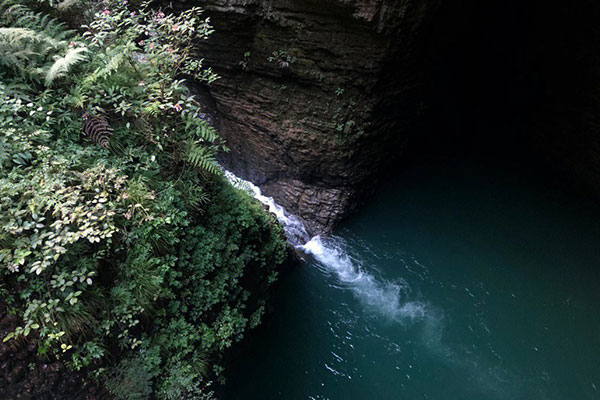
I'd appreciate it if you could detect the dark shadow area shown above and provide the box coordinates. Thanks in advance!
[406,1,600,164]
[407,1,538,160]
[416,1,541,158]
[371,0,600,212]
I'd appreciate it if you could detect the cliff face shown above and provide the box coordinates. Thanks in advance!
[195,0,436,234]
[195,0,600,233]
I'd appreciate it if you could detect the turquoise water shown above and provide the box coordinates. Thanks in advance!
[224,158,600,400]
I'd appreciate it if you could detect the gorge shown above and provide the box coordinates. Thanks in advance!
[2,0,600,398]
[195,0,600,234]
[197,1,600,399]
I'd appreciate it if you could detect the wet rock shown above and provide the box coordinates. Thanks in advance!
[191,0,436,233]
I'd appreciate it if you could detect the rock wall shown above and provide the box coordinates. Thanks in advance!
[194,0,436,233]
[193,0,600,233]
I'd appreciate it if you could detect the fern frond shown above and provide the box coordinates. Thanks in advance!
[1,1,73,45]
[199,123,219,143]
[0,27,42,74]
[79,45,130,92]
[45,46,88,86]
[57,0,83,12]
[182,113,219,143]
[0,80,33,97]
[0,27,37,41]
[83,114,113,148]
[0,0,74,81]
[185,143,220,175]
[181,184,210,214]
[0,27,42,53]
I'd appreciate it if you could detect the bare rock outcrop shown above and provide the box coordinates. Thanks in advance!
[194,0,436,233]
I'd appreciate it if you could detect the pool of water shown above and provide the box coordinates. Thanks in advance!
[224,157,600,400]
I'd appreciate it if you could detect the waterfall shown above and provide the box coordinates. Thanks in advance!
[224,171,310,246]
[225,170,426,321]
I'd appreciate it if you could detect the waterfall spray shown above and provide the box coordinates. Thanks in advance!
[225,170,426,321]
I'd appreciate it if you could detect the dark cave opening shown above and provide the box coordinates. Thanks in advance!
[418,1,540,157]
[404,0,600,167]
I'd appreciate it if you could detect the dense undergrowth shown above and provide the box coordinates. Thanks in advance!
[0,0,287,398]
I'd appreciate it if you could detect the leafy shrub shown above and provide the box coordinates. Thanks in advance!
[0,0,287,398]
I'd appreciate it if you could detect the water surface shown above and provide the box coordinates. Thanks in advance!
[225,157,600,400]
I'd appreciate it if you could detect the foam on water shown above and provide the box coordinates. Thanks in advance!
[302,236,426,321]
[225,170,426,321]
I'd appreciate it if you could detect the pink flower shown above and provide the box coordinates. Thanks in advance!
[138,40,145,46]
[138,80,146,87]
[103,9,110,15]
[149,43,155,50]
[172,24,179,31]
[130,11,136,17]
[69,41,76,47]
[174,104,182,112]
[157,11,165,19]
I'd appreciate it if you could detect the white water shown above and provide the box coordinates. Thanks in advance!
[225,171,310,245]
[225,170,426,321]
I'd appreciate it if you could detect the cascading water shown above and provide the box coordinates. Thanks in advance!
[224,171,310,246]
[224,160,600,400]
[225,170,426,321]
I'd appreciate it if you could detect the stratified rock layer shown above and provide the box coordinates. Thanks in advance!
[195,0,600,233]
[196,0,436,233]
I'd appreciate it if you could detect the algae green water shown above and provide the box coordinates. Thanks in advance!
[225,157,600,400]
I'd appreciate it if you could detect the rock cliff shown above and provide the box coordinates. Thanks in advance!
[194,0,436,233]
[193,0,600,233]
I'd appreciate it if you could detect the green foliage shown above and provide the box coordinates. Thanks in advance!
[330,89,365,142]
[0,1,287,398]
[46,46,88,86]
[0,0,75,82]
[186,142,220,175]
[106,351,159,400]
[267,49,296,69]
[238,51,251,71]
